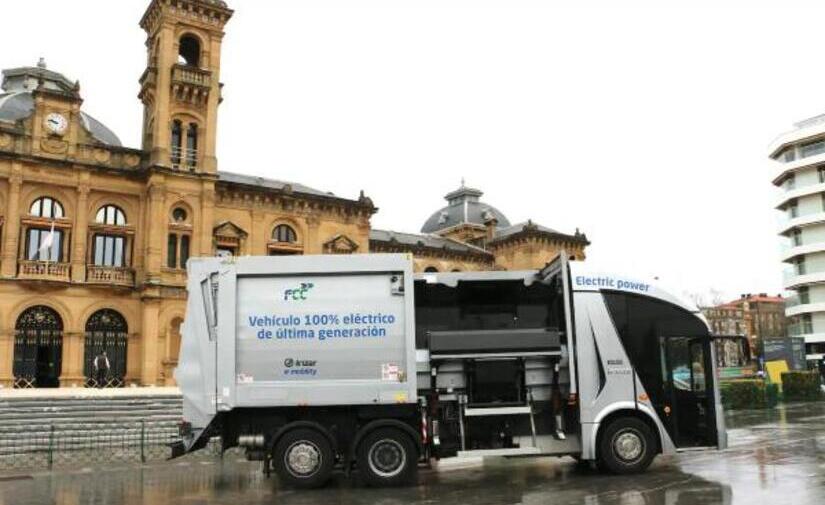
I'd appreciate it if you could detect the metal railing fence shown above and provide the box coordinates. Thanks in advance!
[0,421,228,471]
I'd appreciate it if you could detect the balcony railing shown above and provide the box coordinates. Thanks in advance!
[788,321,814,337]
[172,65,212,88]
[171,147,198,169]
[785,295,802,308]
[86,265,135,287]
[18,261,70,282]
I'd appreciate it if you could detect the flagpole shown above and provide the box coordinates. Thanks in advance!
[38,221,55,275]
[45,221,52,274]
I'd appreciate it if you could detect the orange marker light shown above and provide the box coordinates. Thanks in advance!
[638,393,649,402]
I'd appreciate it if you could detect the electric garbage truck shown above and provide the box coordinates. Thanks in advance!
[172,253,726,488]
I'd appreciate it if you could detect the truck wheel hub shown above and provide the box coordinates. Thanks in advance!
[613,430,644,462]
[285,441,321,476]
[368,439,406,477]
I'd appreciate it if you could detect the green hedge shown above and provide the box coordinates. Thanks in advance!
[781,371,823,402]
[720,380,779,409]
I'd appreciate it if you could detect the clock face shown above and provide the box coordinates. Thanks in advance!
[44,113,68,135]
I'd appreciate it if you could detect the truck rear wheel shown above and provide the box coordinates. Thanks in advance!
[597,417,656,474]
[356,427,417,487]
[272,428,334,489]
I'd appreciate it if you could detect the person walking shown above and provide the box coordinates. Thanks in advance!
[94,351,110,388]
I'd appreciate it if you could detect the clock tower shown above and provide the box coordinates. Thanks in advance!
[138,0,233,173]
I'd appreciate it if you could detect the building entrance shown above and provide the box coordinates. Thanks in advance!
[12,305,63,388]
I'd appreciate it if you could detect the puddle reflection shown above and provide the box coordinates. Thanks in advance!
[0,457,734,505]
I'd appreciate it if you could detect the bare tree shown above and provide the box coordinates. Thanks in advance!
[709,288,725,306]
[684,288,727,309]
[684,291,708,309]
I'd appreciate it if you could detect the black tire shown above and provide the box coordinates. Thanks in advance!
[597,417,656,474]
[272,428,334,489]
[356,427,418,487]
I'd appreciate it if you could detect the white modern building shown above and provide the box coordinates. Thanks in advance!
[771,114,825,363]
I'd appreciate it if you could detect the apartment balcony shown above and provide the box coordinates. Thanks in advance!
[17,260,71,282]
[786,325,825,344]
[775,181,825,209]
[771,151,825,186]
[783,269,825,290]
[786,301,825,317]
[777,211,825,235]
[86,265,135,287]
[780,241,825,262]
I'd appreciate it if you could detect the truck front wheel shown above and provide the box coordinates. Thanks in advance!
[597,417,656,474]
[272,428,334,489]
[356,427,417,487]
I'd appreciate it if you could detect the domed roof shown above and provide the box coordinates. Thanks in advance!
[0,62,122,147]
[421,183,511,234]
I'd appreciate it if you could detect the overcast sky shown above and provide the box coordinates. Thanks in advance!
[4,0,825,302]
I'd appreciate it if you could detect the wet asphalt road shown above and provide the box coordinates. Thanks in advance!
[1,402,824,505]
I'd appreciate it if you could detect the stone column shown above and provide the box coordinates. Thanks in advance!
[250,208,265,255]
[59,331,85,388]
[145,180,165,283]
[125,332,140,386]
[0,329,14,388]
[1,169,22,278]
[200,181,215,256]
[201,36,224,174]
[358,222,371,252]
[306,216,321,254]
[150,25,176,168]
[140,298,161,386]
[71,183,90,282]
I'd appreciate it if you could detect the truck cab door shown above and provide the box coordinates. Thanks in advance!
[659,336,717,448]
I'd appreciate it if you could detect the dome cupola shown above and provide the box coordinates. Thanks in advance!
[420,181,511,234]
[0,60,122,146]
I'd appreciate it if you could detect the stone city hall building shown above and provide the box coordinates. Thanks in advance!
[0,0,587,388]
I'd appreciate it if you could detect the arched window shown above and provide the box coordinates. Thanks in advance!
[26,197,66,262]
[185,123,198,168]
[84,309,128,388]
[167,234,178,268]
[168,207,191,269]
[424,266,439,273]
[13,305,63,388]
[171,120,183,167]
[178,35,201,67]
[95,205,126,226]
[92,205,128,268]
[273,225,297,243]
[167,234,191,269]
[30,197,64,218]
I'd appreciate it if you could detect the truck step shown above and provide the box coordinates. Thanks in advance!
[456,447,543,457]
[463,406,532,417]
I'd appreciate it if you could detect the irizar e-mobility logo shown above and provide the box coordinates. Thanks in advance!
[283,282,314,301]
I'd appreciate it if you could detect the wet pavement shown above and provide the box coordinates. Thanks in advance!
[1,402,824,505]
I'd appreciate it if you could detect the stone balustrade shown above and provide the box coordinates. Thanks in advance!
[86,265,135,287]
[17,260,71,282]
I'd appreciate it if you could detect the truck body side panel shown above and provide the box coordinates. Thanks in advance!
[233,270,414,407]
[174,259,222,449]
